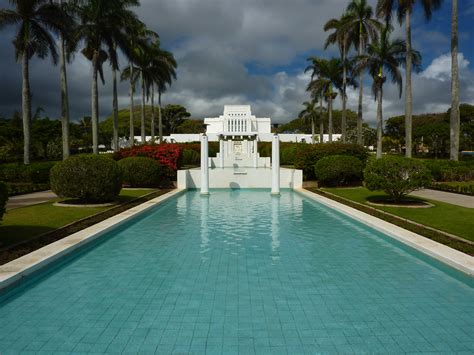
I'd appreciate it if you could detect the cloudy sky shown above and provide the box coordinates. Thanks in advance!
[0,0,473,125]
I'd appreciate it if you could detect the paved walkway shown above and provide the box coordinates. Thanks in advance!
[6,191,57,210]
[410,189,474,208]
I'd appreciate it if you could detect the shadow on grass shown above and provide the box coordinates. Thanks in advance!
[0,225,55,250]
[366,195,430,206]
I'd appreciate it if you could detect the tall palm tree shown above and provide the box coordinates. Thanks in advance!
[76,0,139,154]
[344,0,382,145]
[0,0,65,164]
[324,14,351,143]
[377,0,443,158]
[58,0,75,159]
[305,57,328,143]
[450,0,459,161]
[307,58,345,143]
[355,26,421,159]
[154,45,177,143]
[298,101,318,143]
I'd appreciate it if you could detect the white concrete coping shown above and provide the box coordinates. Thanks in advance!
[0,189,186,291]
[296,188,474,277]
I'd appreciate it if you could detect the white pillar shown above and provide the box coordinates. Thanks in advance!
[219,138,225,168]
[271,134,280,195]
[201,134,209,195]
[253,139,258,168]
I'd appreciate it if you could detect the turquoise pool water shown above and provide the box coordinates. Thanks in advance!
[0,189,473,354]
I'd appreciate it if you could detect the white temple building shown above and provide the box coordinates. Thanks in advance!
[177,105,304,191]
[134,105,341,144]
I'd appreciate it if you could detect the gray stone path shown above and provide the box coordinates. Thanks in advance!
[6,191,57,210]
[410,189,474,208]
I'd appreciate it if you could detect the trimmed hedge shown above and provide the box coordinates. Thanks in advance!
[430,182,474,196]
[315,155,363,187]
[294,143,368,180]
[423,159,474,182]
[0,181,7,221]
[50,155,122,203]
[7,183,50,196]
[365,156,432,202]
[118,157,162,187]
[182,149,200,166]
[0,161,56,184]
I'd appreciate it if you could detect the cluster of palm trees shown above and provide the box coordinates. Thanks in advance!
[302,0,460,160]
[0,0,177,165]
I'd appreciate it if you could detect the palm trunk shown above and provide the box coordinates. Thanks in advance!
[450,0,460,161]
[22,52,31,165]
[376,83,383,159]
[91,52,99,155]
[129,63,135,147]
[140,71,146,144]
[319,94,324,144]
[341,39,347,143]
[112,66,119,152]
[158,90,163,143]
[151,84,155,142]
[357,28,364,145]
[59,30,70,159]
[328,85,333,143]
[311,117,315,144]
[405,10,413,158]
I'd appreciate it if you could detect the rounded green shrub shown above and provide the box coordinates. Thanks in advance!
[50,155,122,203]
[315,155,363,187]
[364,156,432,202]
[0,181,8,221]
[118,157,162,187]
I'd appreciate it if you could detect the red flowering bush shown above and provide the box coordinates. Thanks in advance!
[114,144,183,181]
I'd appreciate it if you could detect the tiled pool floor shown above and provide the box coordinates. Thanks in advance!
[0,190,473,354]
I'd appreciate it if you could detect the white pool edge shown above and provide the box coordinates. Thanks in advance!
[0,189,186,291]
[296,188,474,277]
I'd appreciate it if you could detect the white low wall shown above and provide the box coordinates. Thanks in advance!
[178,167,302,190]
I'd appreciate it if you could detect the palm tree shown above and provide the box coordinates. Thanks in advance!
[76,0,139,154]
[0,0,65,164]
[307,58,344,143]
[450,0,459,161]
[58,0,76,159]
[355,26,421,159]
[305,57,328,143]
[298,101,318,143]
[154,45,177,143]
[377,0,443,158]
[344,0,382,145]
[324,14,351,143]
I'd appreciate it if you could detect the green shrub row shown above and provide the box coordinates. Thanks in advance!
[0,161,57,184]
[422,159,474,182]
[430,183,474,196]
[0,181,8,221]
[315,155,364,187]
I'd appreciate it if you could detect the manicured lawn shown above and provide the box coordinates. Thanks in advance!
[0,189,157,249]
[322,187,474,242]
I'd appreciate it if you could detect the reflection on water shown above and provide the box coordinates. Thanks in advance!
[271,195,280,262]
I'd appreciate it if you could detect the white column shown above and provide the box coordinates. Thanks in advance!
[253,139,258,168]
[201,134,209,195]
[271,134,280,195]
[219,138,225,168]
